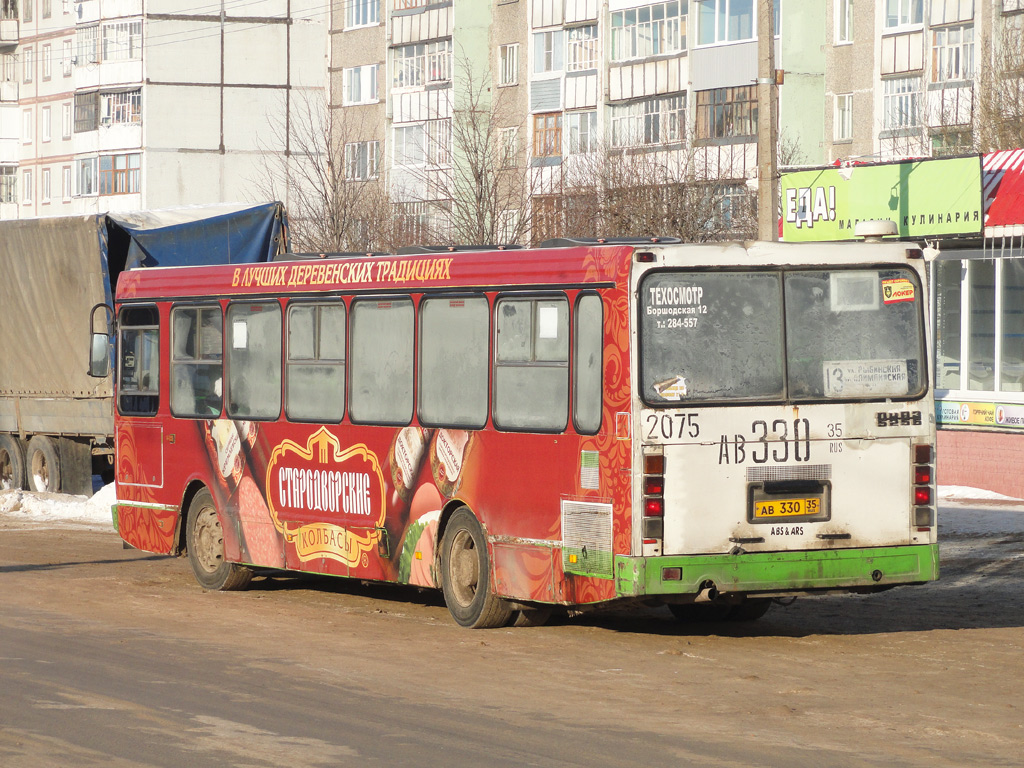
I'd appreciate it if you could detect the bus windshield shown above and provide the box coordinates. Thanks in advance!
[640,266,927,405]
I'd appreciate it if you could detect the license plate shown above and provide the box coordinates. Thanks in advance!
[753,497,820,518]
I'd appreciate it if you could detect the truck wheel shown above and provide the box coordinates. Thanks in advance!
[186,488,252,591]
[439,507,512,628]
[26,436,60,493]
[0,435,26,490]
[59,438,94,496]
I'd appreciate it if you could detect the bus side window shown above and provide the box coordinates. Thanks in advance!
[227,302,282,420]
[118,305,160,417]
[170,305,223,418]
[418,296,489,428]
[286,302,346,423]
[493,296,569,431]
[574,293,603,434]
[349,298,415,425]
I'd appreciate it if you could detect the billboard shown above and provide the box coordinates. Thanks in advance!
[781,156,983,242]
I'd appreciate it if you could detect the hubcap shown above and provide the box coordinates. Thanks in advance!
[193,507,224,573]
[31,450,49,492]
[449,529,480,607]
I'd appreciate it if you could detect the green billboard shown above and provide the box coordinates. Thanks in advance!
[781,156,983,242]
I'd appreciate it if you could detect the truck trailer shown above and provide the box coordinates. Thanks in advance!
[0,203,288,496]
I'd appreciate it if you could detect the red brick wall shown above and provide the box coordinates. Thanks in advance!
[937,429,1024,499]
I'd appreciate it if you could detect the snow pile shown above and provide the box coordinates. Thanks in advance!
[0,483,115,529]
[938,485,1021,502]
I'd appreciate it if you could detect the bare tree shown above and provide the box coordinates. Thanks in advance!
[976,14,1024,153]
[252,94,393,253]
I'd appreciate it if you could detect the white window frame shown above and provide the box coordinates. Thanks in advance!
[23,47,33,83]
[567,25,599,71]
[612,2,686,60]
[23,169,33,204]
[836,0,853,43]
[533,29,563,75]
[62,102,72,139]
[499,43,519,86]
[883,76,922,129]
[393,40,452,89]
[62,165,72,201]
[501,126,518,167]
[41,168,51,204]
[343,64,379,105]
[393,124,426,167]
[345,0,378,30]
[344,140,379,180]
[41,44,51,80]
[77,25,100,66]
[101,90,141,125]
[695,0,756,46]
[41,105,51,142]
[835,93,853,140]
[62,39,72,77]
[931,23,975,83]
[566,110,597,154]
[76,156,98,197]
[610,94,686,147]
[885,0,923,28]
[101,20,142,62]
[22,109,32,144]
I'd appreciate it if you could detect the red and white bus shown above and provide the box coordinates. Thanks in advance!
[95,237,938,627]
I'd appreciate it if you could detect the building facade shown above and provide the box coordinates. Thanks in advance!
[0,0,326,220]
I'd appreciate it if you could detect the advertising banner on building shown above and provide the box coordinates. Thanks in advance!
[781,156,983,242]
[937,400,1024,429]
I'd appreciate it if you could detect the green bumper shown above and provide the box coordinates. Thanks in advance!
[615,544,939,597]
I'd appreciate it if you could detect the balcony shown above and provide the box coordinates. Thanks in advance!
[0,78,16,101]
[1,1,17,46]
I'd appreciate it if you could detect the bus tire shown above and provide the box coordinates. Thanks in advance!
[26,435,60,494]
[439,507,512,629]
[727,598,772,622]
[667,601,732,623]
[186,488,252,591]
[0,434,26,491]
[512,606,553,627]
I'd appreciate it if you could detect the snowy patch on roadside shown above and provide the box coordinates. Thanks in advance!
[0,483,115,529]
[938,485,1021,503]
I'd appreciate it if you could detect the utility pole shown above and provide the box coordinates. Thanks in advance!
[756,0,779,241]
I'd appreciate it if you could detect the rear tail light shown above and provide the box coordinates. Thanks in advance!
[912,442,935,529]
[642,452,665,542]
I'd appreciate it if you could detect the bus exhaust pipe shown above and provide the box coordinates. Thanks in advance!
[695,583,718,603]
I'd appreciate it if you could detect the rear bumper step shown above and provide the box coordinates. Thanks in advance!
[615,544,939,597]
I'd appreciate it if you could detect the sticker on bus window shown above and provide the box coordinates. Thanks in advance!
[653,375,688,400]
[830,272,880,312]
[232,320,248,349]
[538,306,559,339]
[881,278,916,304]
[823,359,909,398]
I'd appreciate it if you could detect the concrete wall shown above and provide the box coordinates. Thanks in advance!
[938,428,1024,499]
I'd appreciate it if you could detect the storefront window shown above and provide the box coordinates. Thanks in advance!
[1001,260,1024,392]
[934,259,962,389]
[968,260,995,391]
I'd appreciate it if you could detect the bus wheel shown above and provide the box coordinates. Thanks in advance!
[439,508,512,629]
[186,488,252,591]
[0,434,26,491]
[668,602,732,622]
[26,435,60,493]
[727,598,772,622]
[512,607,553,627]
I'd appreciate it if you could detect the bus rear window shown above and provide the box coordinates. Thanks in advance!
[640,267,926,405]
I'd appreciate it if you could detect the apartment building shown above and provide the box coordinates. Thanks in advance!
[0,0,326,220]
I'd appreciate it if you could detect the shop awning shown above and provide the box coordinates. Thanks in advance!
[983,149,1024,237]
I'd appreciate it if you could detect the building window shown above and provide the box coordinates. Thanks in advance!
[885,0,922,27]
[931,24,974,82]
[501,126,518,167]
[393,124,425,167]
[22,0,31,22]
[41,44,51,80]
[22,169,32,204]
[41,105,50,142]
[393,40,452,88]
[22,109,32,144]
[62,39,72,77]
[566,110,597,154]
[612,2,686,60]
[533,112,562,157]
[77,25,100,65]
[499,43,519,86]
[695,85,756,140]
[931,129,971,156]
[611,93,686,146]
[62,102,72,138]
[76,157,98,196]
[74,91,99,133]
[835,93,852,140]
[836,0,853,43]
[23,47,32,83]
[102,21,143,61]
[344,140,379,180]
[696,0,754,45]
[346,0,378,29]
[41,168,51,204]
[426,118,452,166]
[533,30,563,74]
[0,166,16,204]
[99,153,141,195]
[567,25,599,71]
[1005,0,1024,12]
[883,76,921,129]
[101,90,141,125]
[62,166,71,201]
[2,53,14,84]
[343,64,379,105]
[41,0,49,18]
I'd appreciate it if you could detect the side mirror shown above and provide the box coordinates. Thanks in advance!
[89,332,110,378]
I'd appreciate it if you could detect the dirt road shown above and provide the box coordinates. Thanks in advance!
[0,501,1021,767]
